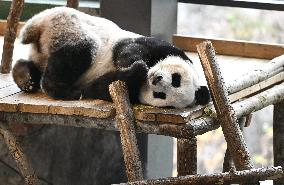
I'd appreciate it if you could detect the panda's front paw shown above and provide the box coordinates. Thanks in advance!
[128,60,149,81]
[12,59,41,92]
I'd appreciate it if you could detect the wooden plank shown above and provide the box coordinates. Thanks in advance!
[0,73,204,123]
[0,72,15,89]
[173,35,284,59]
[177,137,197,176]
[0,91,115,118]
[0,84,21,99]
[133,105,204,124]
[0,20,24,36]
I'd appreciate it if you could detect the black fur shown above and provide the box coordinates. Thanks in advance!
[153,92,166,99]
[14,36,200,107]
[171,73,181,88]
[113,37,192,69]
[195,86,210,105]
[41,42,94,100]
[83,61,148,103]
[12,59,42,92]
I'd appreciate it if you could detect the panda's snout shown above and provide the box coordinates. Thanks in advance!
[152,75,163,85]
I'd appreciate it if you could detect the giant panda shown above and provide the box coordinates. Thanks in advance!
[12,7,210,108]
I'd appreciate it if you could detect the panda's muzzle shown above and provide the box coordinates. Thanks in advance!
[152,75,163,85]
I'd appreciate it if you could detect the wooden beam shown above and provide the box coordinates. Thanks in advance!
[229,71,284,102]
[115,167,283,185]
[0,20,25,36]
[173,35,284,59]
[109,81,143,182]
[197,41,253,170]
[1,0,25,73]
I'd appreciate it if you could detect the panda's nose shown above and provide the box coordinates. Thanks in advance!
[152,75,163,85]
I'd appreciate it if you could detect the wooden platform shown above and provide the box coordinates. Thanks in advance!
[0,73,203,124]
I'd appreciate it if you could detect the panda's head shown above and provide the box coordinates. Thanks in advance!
[139,56,210,108]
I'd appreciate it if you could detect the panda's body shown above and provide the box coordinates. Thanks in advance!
[13,7,210,108]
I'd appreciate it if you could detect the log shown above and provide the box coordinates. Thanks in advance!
[172,35,284,59]
[109,81,143,182]
[192,81,284,136]
[222,118,246,174]
[273,101,284,185]
[1,0,25,73]
[226,54,284,94]
[229,71,284,103]
[67,0,79,9]
[234,81,284,117]
[197,41,253,170]
[114,167,283,185]
[177,137,197,176]
[0,122,39,185]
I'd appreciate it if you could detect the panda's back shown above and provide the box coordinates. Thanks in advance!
[21,7,140,86]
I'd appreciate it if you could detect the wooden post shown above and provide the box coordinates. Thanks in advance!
[101,0,177,176]
[196,41,253,171]
[66,0,79,9]
[109,81,143,182]
[177,137,197,176]
[0,121,38,185]
[1,0,25,73]
[222,118,260,185]
[274,101,284,185]
[115,167,283,185]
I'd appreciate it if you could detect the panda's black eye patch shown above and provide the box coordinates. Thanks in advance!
[172,73,181,88]
[153,91,166,99]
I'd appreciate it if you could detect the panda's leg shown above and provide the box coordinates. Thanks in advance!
[12,59,42,92]
[83,61,148,103]
[41,43,93,100]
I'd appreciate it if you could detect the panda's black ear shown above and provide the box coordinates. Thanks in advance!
[195,86,210,105]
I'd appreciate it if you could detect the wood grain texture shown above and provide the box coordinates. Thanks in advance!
[274,101,284,185]
[115,167,283,185]
[173,35,284,59]
[197,41,253,171]
[177,137,197,176]
[67,0,79,9]
[0,20,24,36]
[1,0,25,73]
[134,105,204,124]
[109,81,143,182]
[0,122,39,185]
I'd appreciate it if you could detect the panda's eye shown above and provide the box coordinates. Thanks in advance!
[172,73,181,88]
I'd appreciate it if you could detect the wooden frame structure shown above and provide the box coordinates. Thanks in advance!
[1,0,284,185]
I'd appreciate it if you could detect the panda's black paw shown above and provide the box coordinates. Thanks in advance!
[12,59,41,92]
[41,76,81,100]
[128,60,149,81]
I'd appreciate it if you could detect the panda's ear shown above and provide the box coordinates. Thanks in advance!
[195,86,210,105]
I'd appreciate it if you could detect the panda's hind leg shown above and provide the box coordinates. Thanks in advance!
[41,42,93,100]
[12,59,42,92]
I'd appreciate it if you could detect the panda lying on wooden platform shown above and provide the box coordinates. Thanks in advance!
[12,7,210,108]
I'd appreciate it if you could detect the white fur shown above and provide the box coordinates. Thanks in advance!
[139,56,200,108]
[20,7,141,86]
